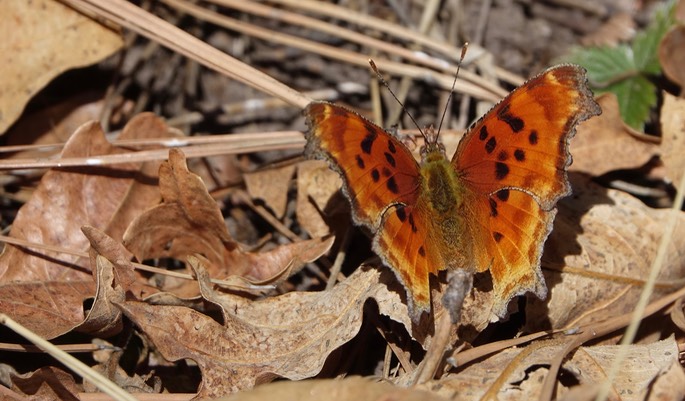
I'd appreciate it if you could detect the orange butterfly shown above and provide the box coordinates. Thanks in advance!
[304,65,601,322]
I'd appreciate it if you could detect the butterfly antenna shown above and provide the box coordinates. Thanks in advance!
[368,59,427,140]
[436,42,469,135]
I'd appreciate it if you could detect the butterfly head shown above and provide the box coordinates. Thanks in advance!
[419,125,446,161]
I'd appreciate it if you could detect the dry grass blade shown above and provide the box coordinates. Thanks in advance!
[61,0,310,108]
[163,0,505,102]
[0,314,138,401]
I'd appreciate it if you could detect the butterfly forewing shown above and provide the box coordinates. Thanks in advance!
[304,102,422,229]
[453,65,601,209]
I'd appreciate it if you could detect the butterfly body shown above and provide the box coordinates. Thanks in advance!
[304,65,601,322]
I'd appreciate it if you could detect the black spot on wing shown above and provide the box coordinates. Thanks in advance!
[361,124,378,154]
[418,246,426,257]
[384,152,396,168]
[479,126,489,140]
[371,168,380,182]
[388,140,396,154]
[387,176,399,194]
[489,198,498,217]
[495,162,509,180]
[485,137,496,154]
[396,206,406,222]
[493,232,504,242]
[514,149,525,161]
[529,130,539,145]
[496,189,510,202]
[498,104,524,133]
[355,155,365,169]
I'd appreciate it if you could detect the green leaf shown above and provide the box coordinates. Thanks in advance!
[563,45,635,85]
[556,1,677,131]
[599,75,656,130]
[632,1,675,73]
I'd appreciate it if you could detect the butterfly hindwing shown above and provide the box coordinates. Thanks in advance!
[374,203,444,319]
[464,189,553,317]
[304,102,421,229]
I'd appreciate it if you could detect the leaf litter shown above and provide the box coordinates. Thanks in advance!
[2,1,685,401]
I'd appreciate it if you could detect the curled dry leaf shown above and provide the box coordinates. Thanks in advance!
[9,366,81,400]
[660,92,685,186]
[0,0,123,134]
[526,175,685,330]
[123,149,334,296]
[0,113,171,338]
[570,93,659,176]
[72,256,124,337]
[244,164,296,219]
[422,337,680,401]
[215,376,448,401]
[117,266,409,398]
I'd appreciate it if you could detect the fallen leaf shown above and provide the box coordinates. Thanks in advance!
[422,337,680,401]
[660,92,685,186]
[10,366,81,401]
[581,13,635,47]
[0,0,122,133]
[244,164,296,219]
[0,281,94,339]
[0,113,171,338]
[117,266,408,398]
[570,93,659,176]
[123,149,334,296]
[659,25,685,92]
[216,376,448,401]
[296,160,344,238]
[526,175,685,330]
[2,97,104,168]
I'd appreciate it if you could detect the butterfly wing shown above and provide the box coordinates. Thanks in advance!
[452,65,601,316]
[305,102,434,316]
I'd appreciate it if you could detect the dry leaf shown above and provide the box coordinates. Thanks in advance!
[422,337,680,401]
[73,256,125,337]
[296,160,344,238]
[570,93,658,176]
[659,25,685,92]
[0,281,95,339]
[581,13,635,47]
[660,92,685,186]
[124,149,334,296]
[0,113,171,338]
[9,366,81,401]
[526,175,685,330]
[0,0,122,133]
[2,97,104,168]
[117,266,408,398]
[244,165,296,219]
[215,376,448,401]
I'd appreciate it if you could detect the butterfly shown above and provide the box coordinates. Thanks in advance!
[304,65,601,322]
